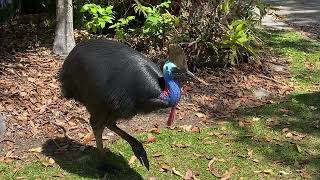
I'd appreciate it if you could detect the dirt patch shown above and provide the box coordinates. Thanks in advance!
[0,18,294,160]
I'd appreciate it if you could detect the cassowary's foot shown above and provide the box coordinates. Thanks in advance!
[106,122,150,170]
[131,142,149,170]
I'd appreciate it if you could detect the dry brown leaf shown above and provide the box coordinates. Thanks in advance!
[144,135,156,144]
[184,169,193,180]
[296,144,303,153]
[208,166,222,178]
[247,149,253,159]
[82,133,94,145]
[171,143,189,148]
[160,163,171,172]
[221,167,235,180]
[152,153,163,158]
[129,156,137,165]
[192,153,204,158]
[52,173,65,178]
[149,177,157,180]
[191,126,200,133]
[285,132,293,138]
[28,147,42,153]
[204,141,217,145]
[172,167,184,178]
[279,170,289,175]
[43,158,55,167]
[208,158,215,169]
[179,125,193,132]
[253,159,259,163]
[148,127,161,134]
[195,112,206,118]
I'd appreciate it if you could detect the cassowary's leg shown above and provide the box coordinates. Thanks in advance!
[106,122,150,170]
[90,117,107,155]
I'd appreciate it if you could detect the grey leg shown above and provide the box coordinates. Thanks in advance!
[106,122,149,170]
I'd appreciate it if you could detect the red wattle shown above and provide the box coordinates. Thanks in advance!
[167,106,176,126]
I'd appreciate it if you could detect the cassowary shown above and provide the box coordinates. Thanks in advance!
[59,39,204,169]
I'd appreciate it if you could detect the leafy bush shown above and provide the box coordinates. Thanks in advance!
[172,0,268,67]
[80,3,114,33]
[109,16,135,40]
[133,0,179,43]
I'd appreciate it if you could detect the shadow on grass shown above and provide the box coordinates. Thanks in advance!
[231,92,320,175]
[42,137,143,180]
[240,92,320,135]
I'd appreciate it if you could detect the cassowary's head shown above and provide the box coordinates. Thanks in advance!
[163,44,209,85]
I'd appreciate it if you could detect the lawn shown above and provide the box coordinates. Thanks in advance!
[0,30,319,179]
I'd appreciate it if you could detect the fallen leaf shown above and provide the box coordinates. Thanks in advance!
[192,153,204,158]
[43,158,55,167]
[253,159,259,163]
[263,169,273,175]
[279,108,289,113]
[195,112,206,118]
[148,127,161,134]
[247,149,253,159]
[152,153,163,158]
[191,126,200,133]
[82,132,94,145]
[144,135,156,144]
[221,167,235,180]
[282,128,289,133]
[184,169,193,180]
[208,166,221,178]
[285,132,293,138]
[179,125,193,132]
[204,141,217,145]
[129,156,137,165]
[208,158,215,169]
[149,177,157,180]
[171,143,189,148]
[172,167,184,178]
[296,144,303,153]
[160,164,170,172]
[52,173,65,178]
[28,147,42,153]
[299,169,312,179]
[279,170,289,175]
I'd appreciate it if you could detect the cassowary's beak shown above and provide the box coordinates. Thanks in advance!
[186,70,210,85]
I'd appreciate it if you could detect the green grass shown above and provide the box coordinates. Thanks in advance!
[261,30,320,91]
[1,30,320,179]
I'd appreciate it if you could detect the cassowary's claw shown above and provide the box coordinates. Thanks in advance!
[132,143,150,170]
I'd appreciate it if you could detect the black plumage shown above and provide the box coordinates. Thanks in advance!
[59,39,173,169]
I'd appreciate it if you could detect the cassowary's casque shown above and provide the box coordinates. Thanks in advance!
[59,39,205,169]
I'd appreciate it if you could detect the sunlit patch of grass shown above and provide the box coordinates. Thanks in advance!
[260,30,320,91]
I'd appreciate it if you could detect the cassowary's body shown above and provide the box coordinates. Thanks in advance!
[61,39,170,119]
[60,39,181,169]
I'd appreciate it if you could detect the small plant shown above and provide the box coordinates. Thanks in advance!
[133,0,179,41]
[219,19,258,65]
[80,3,114,33]
[109,16,135,40]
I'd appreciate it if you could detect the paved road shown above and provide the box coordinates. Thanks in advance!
[262,0,320,38]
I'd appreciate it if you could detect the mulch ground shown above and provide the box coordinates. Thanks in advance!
[0,16,294,160]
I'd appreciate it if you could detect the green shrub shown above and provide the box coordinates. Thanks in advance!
[172,0,268,67]
[133,0,179,43]
[80,3,114,33]
[109,16,135,40]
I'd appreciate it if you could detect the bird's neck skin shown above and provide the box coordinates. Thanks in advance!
[160,72,181,107]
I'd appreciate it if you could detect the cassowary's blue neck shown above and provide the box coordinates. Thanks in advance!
[159,72,181,106]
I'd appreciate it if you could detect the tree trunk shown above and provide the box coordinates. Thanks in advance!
[53,0,75,56]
